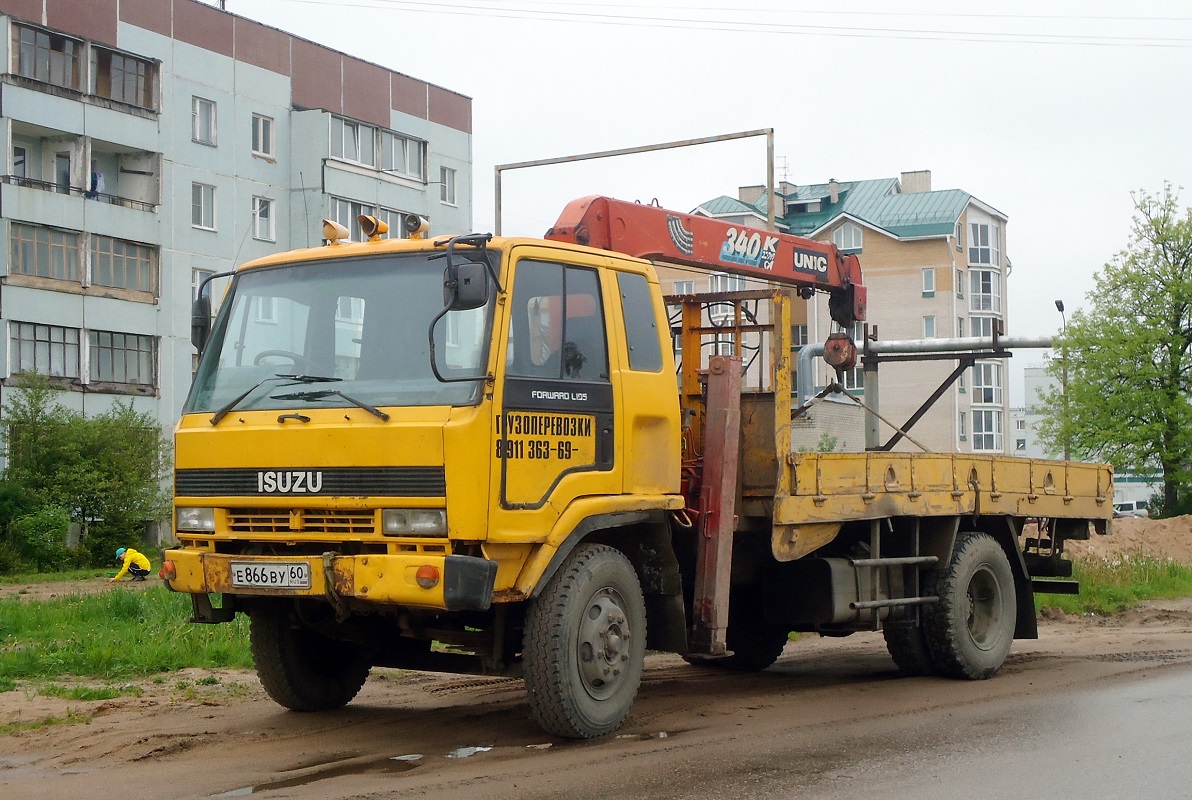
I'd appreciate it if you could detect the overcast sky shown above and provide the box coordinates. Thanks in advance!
[227,0,1192,404]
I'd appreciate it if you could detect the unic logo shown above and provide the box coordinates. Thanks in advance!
[257,470,324,493]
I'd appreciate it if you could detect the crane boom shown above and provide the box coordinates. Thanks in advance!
[545,195,866,326]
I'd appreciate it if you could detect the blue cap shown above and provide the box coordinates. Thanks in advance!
[115,547,127,560]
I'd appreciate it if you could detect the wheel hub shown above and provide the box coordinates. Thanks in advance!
[965,565,1002,650]
[577,589,631,700]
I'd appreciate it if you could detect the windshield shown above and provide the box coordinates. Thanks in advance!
[184,252,495,414]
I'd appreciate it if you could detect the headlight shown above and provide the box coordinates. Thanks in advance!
[381,508,447,537]
[177,507,216,532]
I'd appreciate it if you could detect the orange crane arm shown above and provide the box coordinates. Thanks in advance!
[545,195,866,326]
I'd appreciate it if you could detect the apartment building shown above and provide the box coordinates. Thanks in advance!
[694,170,1010,454]
[0,0,472,430]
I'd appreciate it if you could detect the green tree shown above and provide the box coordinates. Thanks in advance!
[1038,184,1192,515]
[2,375,171,564]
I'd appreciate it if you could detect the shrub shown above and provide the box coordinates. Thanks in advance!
[8,506,71,572]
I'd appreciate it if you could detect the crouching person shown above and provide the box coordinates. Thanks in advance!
[110,547,152,582]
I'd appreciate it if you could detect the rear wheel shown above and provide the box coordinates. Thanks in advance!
[250,609,371,711]
[883,624,935,676]
[685,589,789,672]
[924,532,1017,679]
[523,544,647,738]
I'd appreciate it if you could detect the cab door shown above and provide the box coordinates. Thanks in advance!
[494,253,618,513]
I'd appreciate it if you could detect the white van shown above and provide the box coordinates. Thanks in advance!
[1113,500,1150,518]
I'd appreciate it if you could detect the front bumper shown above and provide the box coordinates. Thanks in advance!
[163,549,497,612]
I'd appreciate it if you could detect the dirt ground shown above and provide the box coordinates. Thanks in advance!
[3,516,1192,799]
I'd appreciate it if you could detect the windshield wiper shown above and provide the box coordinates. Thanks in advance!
[209,374,342,426]
[270,389,390,422]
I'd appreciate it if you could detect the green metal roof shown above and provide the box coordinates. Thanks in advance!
[696,177,973,240]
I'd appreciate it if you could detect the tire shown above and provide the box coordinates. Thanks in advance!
[523,544,647,738]
[250,609,371,711]
[924,531,1017,679]
[684,590,789,672]
[883,624,935,676]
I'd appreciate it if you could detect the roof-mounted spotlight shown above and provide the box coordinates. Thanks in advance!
[322,219,351,245]
[359,215,389,242]
[404,215,429,240]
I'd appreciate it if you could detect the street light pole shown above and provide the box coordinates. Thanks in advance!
[1055,299,1069,460]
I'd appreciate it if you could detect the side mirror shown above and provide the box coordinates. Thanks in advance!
[191,294,212,354]
[444,261,489,310]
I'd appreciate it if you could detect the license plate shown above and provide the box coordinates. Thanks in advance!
[230,561,312,589]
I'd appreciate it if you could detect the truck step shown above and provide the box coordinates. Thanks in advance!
[849,595,940,611]
[1032,579,1080,595]
[848,556,939,568]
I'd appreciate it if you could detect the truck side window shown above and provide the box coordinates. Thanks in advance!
[616,272,663,372]
[507,260,608,382]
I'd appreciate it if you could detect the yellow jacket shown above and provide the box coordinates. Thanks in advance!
[114,548,152,580]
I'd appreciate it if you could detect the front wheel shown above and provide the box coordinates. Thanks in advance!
[923,531,1017,679]
[250,609,371,711]
[523,544,647,738]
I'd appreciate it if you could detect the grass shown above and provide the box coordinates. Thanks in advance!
[1035,552,1192,615]
[0,567,111,584]
[39,683,143,701]
[0,709,91,735]
[0,585,252,681]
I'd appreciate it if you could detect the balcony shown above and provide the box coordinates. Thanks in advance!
[0,174,156,212]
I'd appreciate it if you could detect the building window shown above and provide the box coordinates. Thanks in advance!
[958,368,966,391]
[252,196,275,241]
[440,166,457,205]
[968,222,1001,266]
[381,130,425,179]
[90,47,154,109]
[337,296,364,321]
[252,113,274,157]
[13,146,27,179]
[954,221,962,251]
[957,316,965,337]
[971,316,997,339]
[673,280,694,295]
[89,330,156,386]
[192,183,216,230]
[91,235,156,293]
[923,316,936,338]
[12,24,82,90]
[971,361,1003,404]
[1016,438,1027,451]
[958,411,967,437]
[255,297,276,323]
[11,322,80,378]
[9,223,80,281]
[708,272,746,322]
[330,197,376,241]
[331,117,376,166]
[972,409,1003,451]
[713,336,734,356]
[969,270,1001,313]
[377,207,413,239]
[792,324,809,347]
[955,268,964,297]
[922,268,935,296]
[833,221,862,251]
[1016,419,1026,431]
[842,320,864,391]
[192,97,217,145]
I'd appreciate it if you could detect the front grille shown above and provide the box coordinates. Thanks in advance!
[226,508,377,535]
[176,467,446,497]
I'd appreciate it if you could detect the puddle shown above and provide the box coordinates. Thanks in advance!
[446,746,493,759]
[615,731,671,741]
[213,755,419,796]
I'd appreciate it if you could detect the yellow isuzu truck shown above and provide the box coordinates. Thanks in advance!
[164,197,1112,738]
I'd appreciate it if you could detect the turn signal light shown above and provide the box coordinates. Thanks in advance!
[159,560,177,581]
[415,564,440,590]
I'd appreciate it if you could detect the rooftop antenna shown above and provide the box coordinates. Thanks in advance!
[777,155,790,183]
